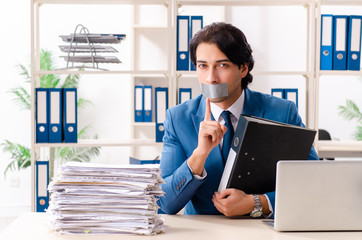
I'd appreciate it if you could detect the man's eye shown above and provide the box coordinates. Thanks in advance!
[219,63,227,67]
[198,64,206,69]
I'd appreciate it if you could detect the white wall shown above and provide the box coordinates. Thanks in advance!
[227,6,308,124]
[1,2,361,217]
[0,0,32,217]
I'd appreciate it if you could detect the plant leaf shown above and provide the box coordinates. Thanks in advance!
[58,146,101,165]
[61,74,80,88]
[52,78,61,88]
[354,125,362,141]
[40,49,55,71]
[9,87,31,110]
[77,97,93,109]
[338,100,362,122]
[78,125,91,138]
[17,64,31,83]
[1,140,31,178]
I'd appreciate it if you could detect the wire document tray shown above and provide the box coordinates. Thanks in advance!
[59,33,126,44]
[59,45,118,53]
[61,56,121,63]
[58,24,126,70]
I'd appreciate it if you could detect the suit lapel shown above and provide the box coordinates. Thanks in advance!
[191,97,205,135]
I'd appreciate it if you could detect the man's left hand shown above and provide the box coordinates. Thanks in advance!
[212,189,254,217]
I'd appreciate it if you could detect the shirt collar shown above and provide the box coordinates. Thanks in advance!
[210,90,245,122]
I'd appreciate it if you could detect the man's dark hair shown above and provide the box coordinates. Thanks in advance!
[189,22,254,89]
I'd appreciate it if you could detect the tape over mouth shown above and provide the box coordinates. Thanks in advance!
[201,83,228,99]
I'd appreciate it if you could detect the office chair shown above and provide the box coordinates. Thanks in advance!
[318,129,334,160]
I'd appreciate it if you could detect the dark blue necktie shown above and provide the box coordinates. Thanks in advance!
[221,111,234,163]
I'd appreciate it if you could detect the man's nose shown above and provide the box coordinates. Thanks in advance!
[206,68,219,84]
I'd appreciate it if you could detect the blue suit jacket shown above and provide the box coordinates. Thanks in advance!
[158,88,319,215]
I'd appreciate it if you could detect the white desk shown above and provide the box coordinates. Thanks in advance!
[1,213,362,240]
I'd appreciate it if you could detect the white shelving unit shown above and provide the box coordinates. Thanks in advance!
[314,0,362,158]
[128,4,171,158]
[30,0,172,211]
[29,0,362,211]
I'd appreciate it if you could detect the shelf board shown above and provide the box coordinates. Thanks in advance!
[177,0,313,6]
[34,0,167,5]
[176,71,197,78]
[317,140,362,158]
[133,25,167,30]
[133,122,155,127]
[34,70,168,76]
[176,70,310,78]
[318,70,362,76]
[252,71,310,76]
[320,0,362,6]
[37,69,311,76]
[34,139,161,147]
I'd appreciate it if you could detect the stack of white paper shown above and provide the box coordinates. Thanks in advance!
[47,162,165,235]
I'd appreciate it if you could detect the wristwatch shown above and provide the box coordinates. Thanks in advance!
[250,194,263,218]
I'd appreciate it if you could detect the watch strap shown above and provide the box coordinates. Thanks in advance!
[250,194,263,218]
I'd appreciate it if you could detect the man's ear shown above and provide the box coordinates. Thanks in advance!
[240,64,249,78]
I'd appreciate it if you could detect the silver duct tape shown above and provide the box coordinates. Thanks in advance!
[201,83,228,99]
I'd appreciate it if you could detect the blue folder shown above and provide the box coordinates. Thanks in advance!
[347,16,362,71]
[271,88,298,109]
[155,87,168,142]
[35,88,49,143]
[271,88,285,99]
[134,85,144,122]
[284,89,298,109]
[333,15,348,70]
[190,16,203,71]
[48,88,63,143]
[129,156,160,165]
[143,86,153,122]
[177,16,190,71]
[320,14,334,70]
[179,88,192,104]
[63,88,77,143]
[36,161,49,212]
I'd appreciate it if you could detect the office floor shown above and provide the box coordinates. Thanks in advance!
[0,217,16,234]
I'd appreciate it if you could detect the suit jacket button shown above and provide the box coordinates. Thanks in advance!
[176,186,180,191]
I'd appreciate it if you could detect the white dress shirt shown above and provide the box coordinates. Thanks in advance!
[210,90,245,149]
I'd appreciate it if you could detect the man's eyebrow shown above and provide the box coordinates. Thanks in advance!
[216,59,231,63]
[196,59,231,63]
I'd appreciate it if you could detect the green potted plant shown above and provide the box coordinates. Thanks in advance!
[1,49,100,179]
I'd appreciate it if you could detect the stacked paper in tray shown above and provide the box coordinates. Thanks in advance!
[47,162,165,235]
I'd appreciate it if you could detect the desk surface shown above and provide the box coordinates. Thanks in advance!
[1,213,362,240]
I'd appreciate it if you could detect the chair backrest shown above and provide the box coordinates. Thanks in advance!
[319,129,332,140]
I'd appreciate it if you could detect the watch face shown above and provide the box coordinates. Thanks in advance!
[251,210,263,218]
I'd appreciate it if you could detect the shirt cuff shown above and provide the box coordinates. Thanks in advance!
[263,194,274,219]
[186,161,207,180]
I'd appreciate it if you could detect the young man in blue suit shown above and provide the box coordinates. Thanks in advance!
[158,22,318,217]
